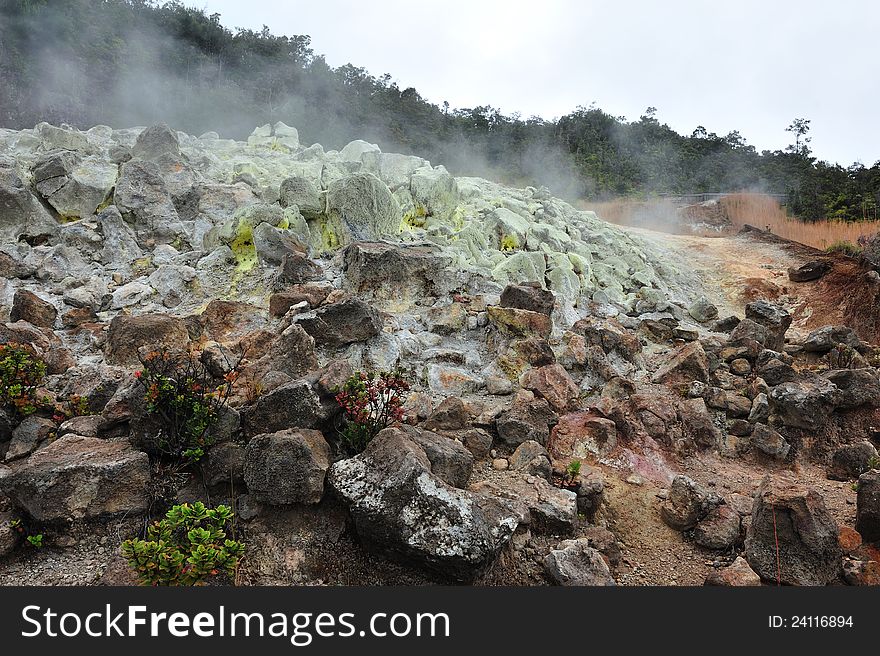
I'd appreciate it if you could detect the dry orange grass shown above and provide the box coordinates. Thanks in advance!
[583,194,880,251]
[721,194,880,251]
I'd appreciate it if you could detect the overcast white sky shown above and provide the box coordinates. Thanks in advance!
[200,0,878,166]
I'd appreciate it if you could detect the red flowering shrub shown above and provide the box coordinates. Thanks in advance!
[334,370,410,454]
[136,349,240,464]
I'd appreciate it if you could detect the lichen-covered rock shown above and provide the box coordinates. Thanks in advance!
[327,428,519,581]
[326,172,400,244]
[244,429,331,505]
[400,425,474,489]
[0,436,149,522]
[769,378,839,430]
[745,480,842,585]
[802,325,863,353]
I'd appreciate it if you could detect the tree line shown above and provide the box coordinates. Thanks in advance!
[1,0,877,221]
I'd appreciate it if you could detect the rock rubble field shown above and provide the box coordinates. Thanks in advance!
[0,121,878,586]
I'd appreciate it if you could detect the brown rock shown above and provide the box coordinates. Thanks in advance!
[652,341,709,386]
[520,363,579,413]
[704,556,762,586]
[10,290,56,328]
[105,313,190,365]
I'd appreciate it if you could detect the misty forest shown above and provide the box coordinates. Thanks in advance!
[1,0,879,221]
[1,0,880,591]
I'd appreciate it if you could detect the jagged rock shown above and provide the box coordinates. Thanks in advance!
[802,325,863,353]
[711,316,741,333]
[33,149,116,219]
[660,475,723,531]
[572,316,642,362]
[279,176,323,219]
[243,429,331,505]
[426,364,481,396]
[856,469,880,543]
[520,364,579,413]
[427,302,468,334]
[114,159,186,245]
[104,313,190,365]
[326,172,400,244]
[748,393,770,423]
[548,412,617,460]
[131,123,180,160]
[328,428,519,581]
[0,162,58,242]
[10,289,56,327]
[679,397,723,448]
[728,318,770,349]
[745,300,791,351]
[543,540,616,586]
[487,305,552,339]
[5,416,55,461]
[750,423,791,459]
[788,260,831,282]
[148,264,196,307]
[269,283,333,316]
[693,505,742,550]
[296,296,381,348]
[688,296,718,323]
[729,358,751,375]
[496,393,557,446]
[409,165,459,222]
[241,380,324,436]
[424,397,470,432]
[342,241,454,301]
[0,436,149,522]
[769,378,839,430]
[500,282,555,316]
[745,480,842,585]
[400,425,474,488]
[471,473,577,534]
[822,368,880,409]
[704,557,762,586]
[461,429,493,459]
[273,252,324,289]
[509,439,550,472]
[827,442,879,481]
[202,442,246,487]
[652,342,709,386]
[199,299,268,342]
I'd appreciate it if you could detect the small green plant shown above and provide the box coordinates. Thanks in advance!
[334,370,410,454]
[136,349,240,464]
[0,343,48,418]
[566,459,582,482]
[121,502,245,586]
[26,534,44,548]
[867,455,880,471]
[9,518,44,548]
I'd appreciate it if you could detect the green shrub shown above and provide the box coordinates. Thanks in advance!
[0,343,48,418]
[121,502,245,586]
[334,370,410,454]
[825,240,861,256]
[136,349,239,464]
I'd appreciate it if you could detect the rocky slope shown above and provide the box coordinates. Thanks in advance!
[0,121,878,586]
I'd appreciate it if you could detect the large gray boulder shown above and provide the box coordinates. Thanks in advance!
[0,436,150,522]
[279,176,323,219]
[744,480,842,585]
[326,172,400,243]
[243,429,331,505]
[114,159,187,245]
[0,161,58,242]
[327,427,519,581]
[33,149,116,219]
